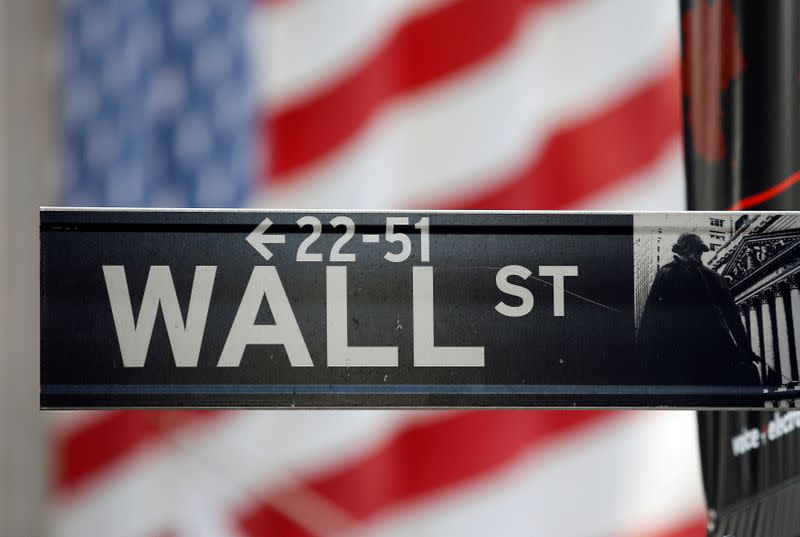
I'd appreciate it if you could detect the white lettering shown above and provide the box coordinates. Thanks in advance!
[412,266,484,367]
[730,427,760,456]
[539,266,578,317]
[495,265,533,317]
[218,266,313,367]
[326,266,398,366]
[103,265,216,367]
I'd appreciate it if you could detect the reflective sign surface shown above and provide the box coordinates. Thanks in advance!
[40,209,800,408]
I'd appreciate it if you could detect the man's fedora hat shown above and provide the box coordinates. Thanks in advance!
[672,233,709,255]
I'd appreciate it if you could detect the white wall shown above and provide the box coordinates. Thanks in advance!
[1,0,55,535]
[0,0,6,529]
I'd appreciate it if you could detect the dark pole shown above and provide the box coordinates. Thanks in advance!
[681,1,800,535]
[682,0,800,211]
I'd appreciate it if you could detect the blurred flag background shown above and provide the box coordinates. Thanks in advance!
[0,0,707,536]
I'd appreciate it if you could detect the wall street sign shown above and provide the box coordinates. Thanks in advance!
[40,209,800,408]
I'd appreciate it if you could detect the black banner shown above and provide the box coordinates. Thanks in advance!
[40,209,800,409]
[681,0,800,212]
[682,1,800,535]
[698,410,800,536]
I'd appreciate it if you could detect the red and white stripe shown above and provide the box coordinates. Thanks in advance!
[49,410,704,537]
[48,1,702,536]
[252,0,684,211]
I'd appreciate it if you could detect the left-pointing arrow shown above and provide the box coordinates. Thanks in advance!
[246,216,285,261]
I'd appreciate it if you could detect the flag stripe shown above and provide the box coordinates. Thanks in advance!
[444,62,681,209]
[237,410,614,533]
[253,0,677,210]
[45,410,113,436]
[55,410,222,493]
[237,412,704,537]
[238,504,314,537]
[254,0,454,108]
[264,0,563,178]
[309,410,613,519]
[327,412,704,537]
[567,141,684,211]
[49,412,448,537]
[624,517,706,537]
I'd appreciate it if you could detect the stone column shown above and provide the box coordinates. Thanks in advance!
[789,276,800,380]
[760,291,776,372]
[739,305,748,338]
[774,284,792,380]
[748,299,762,357]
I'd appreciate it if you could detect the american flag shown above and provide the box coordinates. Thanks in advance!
[49,1,706,536]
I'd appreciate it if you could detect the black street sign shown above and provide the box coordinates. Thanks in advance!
[40,209,800,408]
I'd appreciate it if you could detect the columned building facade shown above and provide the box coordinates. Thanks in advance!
[709,215,800,404]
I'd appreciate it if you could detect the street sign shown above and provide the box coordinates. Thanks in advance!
[40,209,800,408]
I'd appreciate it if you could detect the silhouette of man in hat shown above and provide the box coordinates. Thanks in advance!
[638,233,760,386]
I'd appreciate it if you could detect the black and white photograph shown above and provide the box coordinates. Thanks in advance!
[635,213,800,406]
